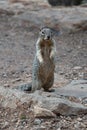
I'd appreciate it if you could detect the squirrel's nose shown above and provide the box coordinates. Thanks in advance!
[47,36,50,39]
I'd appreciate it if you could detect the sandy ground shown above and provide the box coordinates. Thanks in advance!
[0,14,87,88]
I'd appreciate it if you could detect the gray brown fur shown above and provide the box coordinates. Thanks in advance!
[16,27,56,92]
[32,27,56,91]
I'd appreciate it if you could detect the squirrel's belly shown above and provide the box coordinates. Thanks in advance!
[39,60,55,81]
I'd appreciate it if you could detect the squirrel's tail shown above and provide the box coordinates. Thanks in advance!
[15,83,32,92]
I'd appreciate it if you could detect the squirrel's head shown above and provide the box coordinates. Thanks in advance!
[39,27,60,41]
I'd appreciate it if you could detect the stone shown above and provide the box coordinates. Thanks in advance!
[82,98,87,106]
[32,92,87,116]
[34,119,42,125]
[0,80,87,117]
[57,128,61,130]
[77,117,82,121]
[55,80,87,98]
[48,0,84,6]
[4,84,10,88]
[73,66,82,70]
[2,121,9,129]
[34,106,56,118]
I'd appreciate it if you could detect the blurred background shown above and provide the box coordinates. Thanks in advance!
[0,0,87,87]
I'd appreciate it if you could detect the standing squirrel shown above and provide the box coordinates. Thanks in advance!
[17,27,57,92]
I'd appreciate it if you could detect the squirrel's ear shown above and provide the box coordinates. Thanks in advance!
[40,26,49,31]
[40,26,45,31]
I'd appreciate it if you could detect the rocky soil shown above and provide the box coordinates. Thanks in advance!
[0,0,87,130]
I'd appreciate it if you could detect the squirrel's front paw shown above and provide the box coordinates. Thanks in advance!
[50,53,54,59]
[39,58,44,64]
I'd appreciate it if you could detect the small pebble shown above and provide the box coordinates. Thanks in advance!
[2,121,9,129]
[77,117,82,121]
[34,119,41,125]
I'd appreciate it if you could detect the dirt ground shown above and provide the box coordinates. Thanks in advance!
[0,2,87,130]
[0,14,87,87]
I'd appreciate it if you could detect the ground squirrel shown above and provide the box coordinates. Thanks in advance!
[17,27,57,92]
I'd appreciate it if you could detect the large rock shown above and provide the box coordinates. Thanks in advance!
[33,106,56,118]
[55,80,87,98]
[0,80,87,117]
[47,0,83,6]
[31,90,87,116]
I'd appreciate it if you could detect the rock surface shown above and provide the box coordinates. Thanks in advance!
[55,80,87,98]
[0,80,87,117]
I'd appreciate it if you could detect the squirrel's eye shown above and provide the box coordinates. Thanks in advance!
[42,31,45,34]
